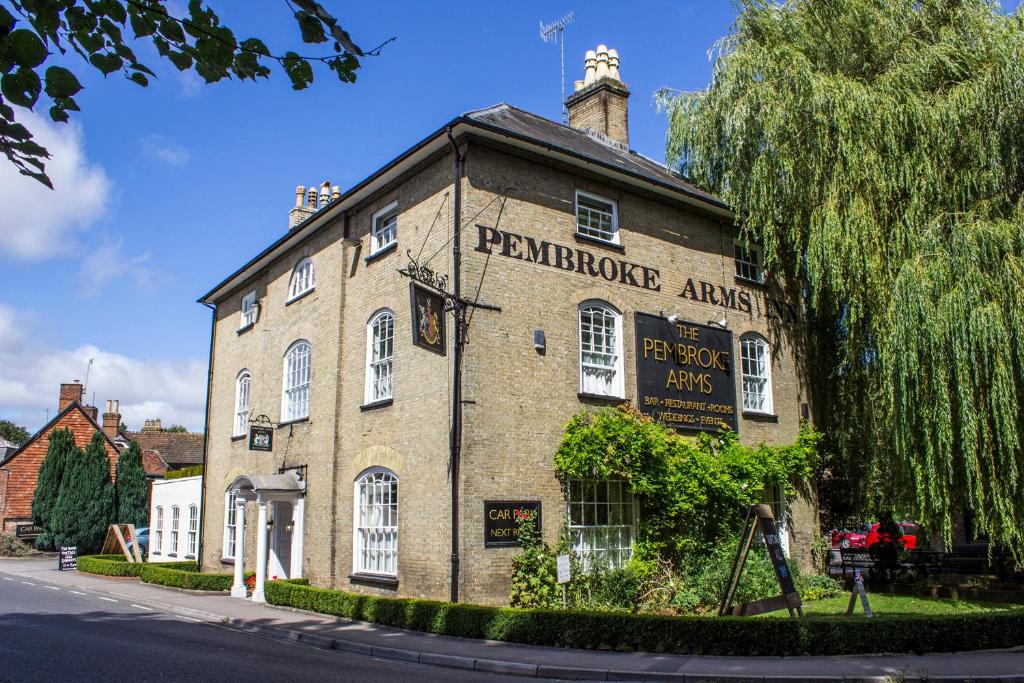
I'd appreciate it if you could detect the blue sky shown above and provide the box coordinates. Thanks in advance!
[1,1,1018,433]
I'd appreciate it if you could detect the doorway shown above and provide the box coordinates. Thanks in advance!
[268,501,293,579]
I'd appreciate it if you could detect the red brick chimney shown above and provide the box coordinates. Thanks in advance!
[59,382,84,411]
[102,400,121,441]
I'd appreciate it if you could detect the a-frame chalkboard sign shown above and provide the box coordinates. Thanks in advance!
[718,503,803,618]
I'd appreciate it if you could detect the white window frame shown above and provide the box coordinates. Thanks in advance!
[734,240,765,284]
[364,309,395,404]
[761,483,790,556]
[170,505,180,554]
[240,290,258,329]
[370,201,398,255]
[578,301,624,398]
[154,506,164,553]
[282,340,312,422]
[287,258,316,302]
[187,504,198,558]
[234,370,251,437]
[567,478,636,570]
[740,333,773,414]
[353,467,399,577]
[575,190,619,244]
[223,491,237,559]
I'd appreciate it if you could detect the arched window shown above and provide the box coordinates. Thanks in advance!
[578,301,623,398]
[187,504,199,558]
[154,506,164,553]
[365,310,394,403]
[282,341,312,421]
[740,333,773,414]
[170,505,180,554]
[223,492,237,559]
[288,258,316,301]
[234,370,251,437]
[353,468,398,576]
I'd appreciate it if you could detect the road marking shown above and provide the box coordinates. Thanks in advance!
[177,616,202,622]
[2,577,13,581]
[131,604,153,611]
[96,596,117,602]
[20,581,35,586]
[69,590,87,596]
[43,585,60,590]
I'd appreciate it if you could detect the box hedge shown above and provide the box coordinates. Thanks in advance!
[139,564,236,591]
[78,554,196,577]
[263,580,1024,656]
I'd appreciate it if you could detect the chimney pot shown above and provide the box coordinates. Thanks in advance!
[583,50,597,85]
[608,48,621,81]
[331,185,341,201]
[295,186,305,207]
[566,45,630,148]
[306,187,318,209]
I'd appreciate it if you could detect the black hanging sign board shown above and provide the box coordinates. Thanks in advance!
[410,283,447,356]
[249,425,273,451]
[719,504,803,618]
[483,501,541,547]
[58,546,78,571]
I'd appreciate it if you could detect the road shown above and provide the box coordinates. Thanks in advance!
[0,570,558,683]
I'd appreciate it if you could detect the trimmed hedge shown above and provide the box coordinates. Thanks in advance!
[139,564,236,591]
[165,465,203,480]
[78,554,196,577]
[264,581,1024,657]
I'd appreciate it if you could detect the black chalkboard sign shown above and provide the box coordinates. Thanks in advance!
[58,546,77,571]
[483,501,541,547]
[757,513,798,597]
[719,504,803,618]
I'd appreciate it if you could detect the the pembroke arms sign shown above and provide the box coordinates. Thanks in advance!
[475,226,799,324]
[635,313,736,431]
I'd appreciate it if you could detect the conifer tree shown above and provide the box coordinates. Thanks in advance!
[115,441,149,528]
[51,431,115,552]
[31,428,77,550]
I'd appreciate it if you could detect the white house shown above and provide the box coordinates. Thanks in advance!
[148,475,202,562]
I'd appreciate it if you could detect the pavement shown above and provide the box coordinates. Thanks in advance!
[3,556,1024,682]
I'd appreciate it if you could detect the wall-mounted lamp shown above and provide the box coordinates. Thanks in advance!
[707,312,728,329]
[533,329,546,353]
[661,305,681,325]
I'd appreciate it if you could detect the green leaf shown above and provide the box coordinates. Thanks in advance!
[129,10,155,38]
[281,51,313,90]
[88,52,123,75]
[295,11,327,44]
[0,6,15,39]
[1,66,42,107]
[48,104,68,122]
[160,18,185,44]
[166,50,193,71]
[128,72,148,87]
[239,37,270,56]
[7,29,48,68]
[43,66,82,98]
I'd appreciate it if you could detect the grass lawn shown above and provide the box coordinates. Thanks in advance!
[763,593,1018,618]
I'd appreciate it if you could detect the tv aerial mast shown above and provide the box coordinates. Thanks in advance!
[539,10,575,123]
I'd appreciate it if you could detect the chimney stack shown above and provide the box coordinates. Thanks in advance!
[288,180,340,230]
[59,381,84,411]
[142,418,163,433]
[102,399,121,441]
[566,44,630,149]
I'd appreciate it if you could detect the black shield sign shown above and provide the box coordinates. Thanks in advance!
[634,312,737,432]
[249,425,273,452]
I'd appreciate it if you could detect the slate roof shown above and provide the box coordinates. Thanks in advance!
[462,103,727,210]
[122,430,204,468]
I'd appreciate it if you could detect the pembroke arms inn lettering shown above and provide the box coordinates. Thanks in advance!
[474,226,799,323]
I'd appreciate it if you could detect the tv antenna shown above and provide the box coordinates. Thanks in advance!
[83,357,95,395]
[539,10,575,123]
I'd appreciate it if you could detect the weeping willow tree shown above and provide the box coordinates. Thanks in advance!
[660,0,1024,551]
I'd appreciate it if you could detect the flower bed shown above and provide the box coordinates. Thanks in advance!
[264,579,1024,656]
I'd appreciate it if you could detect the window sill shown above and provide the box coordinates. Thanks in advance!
[349,572,398,589]
[578,392,628,404]
[742,410,778,422]
[167,553,177,558]
[237,322,255,335]
[277,417,309,429]
[185,554,195,560]
[360,398,393,412]
[364,242,397,263]
[231,435,246,442]
[285,287,315,306]
[221,558,235,566]
[574,232,624,252]
[735,275,766,288]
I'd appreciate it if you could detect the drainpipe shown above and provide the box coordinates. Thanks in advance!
[447,126,464,603]
[196,301,217,571]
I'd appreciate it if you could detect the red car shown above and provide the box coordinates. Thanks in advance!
[831,524,870,549]
[865,522,919,550]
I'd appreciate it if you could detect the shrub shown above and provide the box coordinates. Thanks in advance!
[0,532,33,557]
[115,441,148,527]
[51,431,115,552]
[668,538,782,614]
[166,465,203,480]
[797,573,843,601]
[77,554,195,577]
[139,564,235,591]
[31,427,76,547]
[509,510,559,608]
[265,579,1024,656]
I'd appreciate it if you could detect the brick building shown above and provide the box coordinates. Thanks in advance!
[198,46,816,605]
[0,382,122,536]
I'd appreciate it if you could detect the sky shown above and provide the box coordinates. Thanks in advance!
[1,1,1018,434]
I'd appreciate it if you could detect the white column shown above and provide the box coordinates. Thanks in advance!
[230,500,247,598]
[290,497,305,579]
[252,501,269,603]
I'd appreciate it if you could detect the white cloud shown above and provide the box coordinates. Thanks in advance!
[0,303,206,433]
[0,109,111,260]
[140,134,190,167]
[76,238,165,299]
